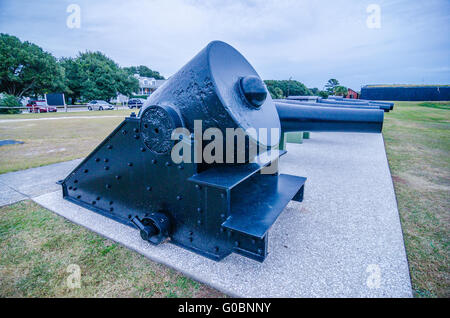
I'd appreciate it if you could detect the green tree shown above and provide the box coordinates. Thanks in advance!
[123,65,165,80]
[318,90,329,99]
[309,87,319,95]
[268,87,284,99]
[324,78,340,94]
[334,86,348,96]
[264,80,311,98]
[0,33,66,98]
[0,93,21,114]
[61,51,139,102]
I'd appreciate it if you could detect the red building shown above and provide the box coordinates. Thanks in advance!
[345,88,359,99]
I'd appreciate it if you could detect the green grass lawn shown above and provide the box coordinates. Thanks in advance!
[0,200,223,297]
[0,102,448,297]
[0,109,134,120]
[0,110,135,174]
[383,101,449,298]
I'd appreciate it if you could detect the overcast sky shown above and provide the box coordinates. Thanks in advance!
[1,0,449,90]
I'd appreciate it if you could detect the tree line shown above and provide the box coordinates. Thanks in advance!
[0,32,350,111]
[265,78,349,99]
[0,33,164,104]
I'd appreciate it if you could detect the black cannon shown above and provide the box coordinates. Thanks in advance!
[274,98,385,111]
[275,97,392,112]
[327,96,395,110]
[318,99,392,112]
[61,41,384,262]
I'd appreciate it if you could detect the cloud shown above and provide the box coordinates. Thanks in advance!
[0,0,449,89]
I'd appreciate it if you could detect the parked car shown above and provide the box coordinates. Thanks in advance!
[86,100,114,111]
[128,98,145,109]
[26,100,57,113]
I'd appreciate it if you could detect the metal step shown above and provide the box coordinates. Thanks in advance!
[222,173,306,239]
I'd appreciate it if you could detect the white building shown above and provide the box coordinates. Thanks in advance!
[134,74,167,95]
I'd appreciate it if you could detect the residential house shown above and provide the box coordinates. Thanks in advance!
[134,74,167,96]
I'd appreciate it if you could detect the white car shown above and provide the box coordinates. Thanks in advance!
[87,100,114,111]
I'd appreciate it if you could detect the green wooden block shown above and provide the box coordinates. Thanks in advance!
[278,132,305,150]
[286,132,304,144]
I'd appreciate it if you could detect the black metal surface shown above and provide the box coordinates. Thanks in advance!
[61,40,384,263]
[318,99,391,112]
[275,102,384,133]
[275,99,383,110]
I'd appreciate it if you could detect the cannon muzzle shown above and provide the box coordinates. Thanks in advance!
[275,102,384,133]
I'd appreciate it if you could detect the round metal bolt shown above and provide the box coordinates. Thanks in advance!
[146,186,152,191]
[176,195,182,200]
[115,175,121,180]
[197,208,202,213]
[74,180,78,183]
[197,220,202,225]
[104,166,109,170]
[134,128,139,133]
[140,147,146,152]
[76,195,81,199]
[104,158,109,162]
[84,169,88,173]
[234,241,239,247]
[134,134,139,139]
[127,162,133,167]
[165,162,171,167]
[110,207,114,212]
[95,158,100,162]
[239,75,267,108]
[195,184,201,190]
[107,145,112,149]
[106,184,111,189]
[151,159,157,164]
[122,130,127,135]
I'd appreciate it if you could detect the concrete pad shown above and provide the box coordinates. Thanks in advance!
[32,132,412,297]
[0,182,27,206]
[0,159,82,201]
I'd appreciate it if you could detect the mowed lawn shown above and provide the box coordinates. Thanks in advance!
[0,102,449,297]
[382,101,449,298]
[0,200,222,297]
[0,110,134,174]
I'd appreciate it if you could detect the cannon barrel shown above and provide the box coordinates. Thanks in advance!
[327,96,394,110]
[275,102,384,133]
[275,99,382,110]
[318,99,391,112]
